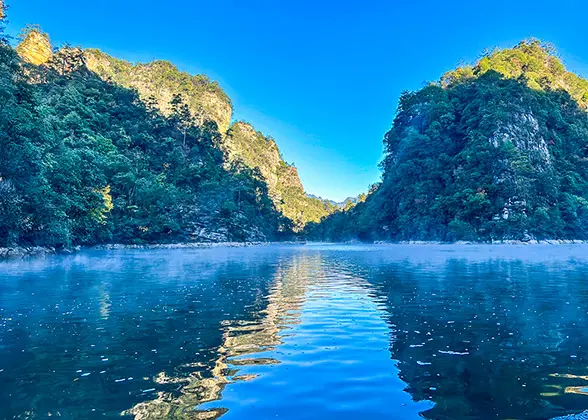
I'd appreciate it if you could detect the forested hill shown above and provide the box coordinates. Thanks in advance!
[224,122,337,230]
[0,21,334,247]
[308,40,588,242]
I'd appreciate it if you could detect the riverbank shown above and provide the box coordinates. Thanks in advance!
[92,242,268,250]
[0,241,275,260]
[2,239,588,260]
[0,246,81,259]
[375,239,588,245]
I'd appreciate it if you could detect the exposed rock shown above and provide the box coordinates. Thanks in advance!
[189,227,230,243]
[224,122,283,193]
[0,246,80,259]
[489,111,555,226]
[490,112,552,170]
[224,122,333,230]
[16,28,53,65]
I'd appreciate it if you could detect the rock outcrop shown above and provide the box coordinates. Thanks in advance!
[225,122,334,230]
[16,27,53,65]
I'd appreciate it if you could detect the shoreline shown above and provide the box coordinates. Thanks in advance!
[375,239,588,245]
[0,241,310,260]
[0,242,268,260]
[1,239,587,260]
[91,241,269,250]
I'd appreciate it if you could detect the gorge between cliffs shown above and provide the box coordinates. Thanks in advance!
[5,18,588,249]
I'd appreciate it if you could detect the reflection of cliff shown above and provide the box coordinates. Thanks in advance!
[126,255,315,419]
[363,257,588,420]
[0,251,284,419]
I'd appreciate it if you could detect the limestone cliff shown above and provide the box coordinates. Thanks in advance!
[225,122,335,230]
[16,27,52,65]
[83,49,233,133]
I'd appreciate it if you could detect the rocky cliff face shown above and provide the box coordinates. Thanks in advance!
[490,112,552,170]
[311,40,588,242]
[83,50,233,133]
[224,122,283,191]
[225,122,333,230]
[16,27,52,65]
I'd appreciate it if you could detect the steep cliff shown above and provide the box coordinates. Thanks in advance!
[309,40,588,242]
[15,26,52,65]
[225,122,335,230]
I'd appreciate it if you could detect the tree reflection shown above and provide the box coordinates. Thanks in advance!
[362,255,588,419]
[127,254,313,419]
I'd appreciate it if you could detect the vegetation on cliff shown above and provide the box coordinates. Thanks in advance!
[0,26,294,246]
[78,48,335,231]
[9,11,586,246]
[0,9,338,247]
[309,40,588,242]
[225,122,337,230]
[83,49,233,133]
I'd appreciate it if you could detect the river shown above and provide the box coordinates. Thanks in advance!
[2,244,588,419]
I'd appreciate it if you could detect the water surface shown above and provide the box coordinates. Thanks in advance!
[2,244,588,419]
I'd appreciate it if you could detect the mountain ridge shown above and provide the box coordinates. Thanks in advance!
[308,39,588,242]
[5,23,336,247]
[7,14,588,245]
[79,45,335,231]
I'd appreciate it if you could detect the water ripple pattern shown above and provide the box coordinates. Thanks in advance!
[2,244,588,419]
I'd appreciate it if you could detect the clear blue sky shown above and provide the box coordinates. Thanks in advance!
[5,0,588,201]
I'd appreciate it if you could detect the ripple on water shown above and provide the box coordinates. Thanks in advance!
[2,244,588,419]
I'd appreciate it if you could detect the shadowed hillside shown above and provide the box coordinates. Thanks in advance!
[308,40,588,242]
[0,20,336,247]
[1,26,294,246]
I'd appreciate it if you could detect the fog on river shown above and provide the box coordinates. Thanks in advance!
[2,244,588,419]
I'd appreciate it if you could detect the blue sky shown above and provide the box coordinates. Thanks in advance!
[6,0,588,201]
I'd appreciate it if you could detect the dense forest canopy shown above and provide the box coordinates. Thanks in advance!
[308,40,588,242]
[4,6,588,247]
[0,17,335,248]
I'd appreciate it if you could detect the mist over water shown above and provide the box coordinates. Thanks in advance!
[2,244,588,419]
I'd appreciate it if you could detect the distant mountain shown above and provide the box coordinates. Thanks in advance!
[306,194,361,209]
[308,39,588,242]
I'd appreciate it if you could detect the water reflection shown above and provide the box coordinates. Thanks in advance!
[127,254,312,419]
[0,249,279,418]
[354,246,588,419]
[2,245,588,419]
[126,251,434,419]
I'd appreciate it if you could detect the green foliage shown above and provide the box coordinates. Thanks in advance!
[225,122,337,231]
[83,49,233,132]
[310,40,588,242]
[0,39,290,247]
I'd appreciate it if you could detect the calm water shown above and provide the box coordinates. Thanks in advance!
[2,244,588,419]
